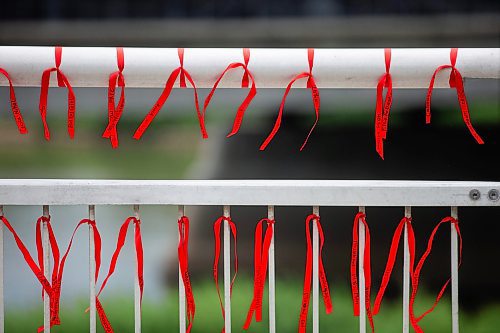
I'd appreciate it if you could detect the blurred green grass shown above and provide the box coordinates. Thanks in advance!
[6,278,500,332]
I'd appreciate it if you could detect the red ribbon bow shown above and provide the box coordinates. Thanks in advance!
[133,48,207,140]
[299,214,332,333]
[374,49,393,159]
[94,216,143,332]
[203,48,257,137]
[243,218,274,330]
[213,216,238,333]
[426,48,483,144]
[409,216,462,333]
[36,217,102,332]
[39,46,76,140]
[178,216,196,333]
[0,68,27,134]
[350,212,375,332]
[260,48,320,151]
[102,47,126,148]
[1,213,102,332]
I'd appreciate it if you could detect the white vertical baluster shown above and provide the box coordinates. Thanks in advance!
[268,205,276,333]
[402,207,411,333]
[358,206,366,333]
[89,205,96,333]
[133,205,141,333]
[223,205,232,333]
[451,206,459,333]
[0,205,4,333]
[42,205,50,333]
[178,205,186,333]
[312,206,320,333]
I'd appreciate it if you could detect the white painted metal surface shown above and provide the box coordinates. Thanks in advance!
[0,180,498,207]
[42,205,50,333]
[451,207,459,333]
[358,206,366,333]
[223,205,231,333]
[133,205,141,333]
[312,206,319,333]
[403,206,411,333]
[268,205,276,333]
[178,205,186,333]
[0,47,498,89]
[0,206,3,333]
[88,205,96,333]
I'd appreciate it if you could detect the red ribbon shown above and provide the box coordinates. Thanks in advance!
[260,48,320,151]
[0,68,28,134]
[299,214,332,333]
[36,217,102,332]
[95,216,143,332]
[374,49,393,159]
[133,48,207,140]
[102,47,126,148]
[243,218,274,330]
[426,48,484,144]
[409,216,462,333]
[213,216,238,333]
[203,48,257,137]
[178,216,196,333]
[372,216,415,315]
[0,215,54,313]
[350,212,374,332]
[39,46,76,140]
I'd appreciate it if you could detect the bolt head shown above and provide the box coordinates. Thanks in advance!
[488,189,499,202]
[469,189,481,201]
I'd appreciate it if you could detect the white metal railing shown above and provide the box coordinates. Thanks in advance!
[0,179,499,333]
[0,47,499,89]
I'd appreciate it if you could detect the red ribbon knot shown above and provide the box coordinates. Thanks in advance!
[39,46,76,140]
[260,48,320,151]
[425,48,484,144]
[202,48,257,138]
[133,48,207,140]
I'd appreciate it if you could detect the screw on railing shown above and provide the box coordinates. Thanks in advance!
[488,189,499,202]
[469,189,481,201]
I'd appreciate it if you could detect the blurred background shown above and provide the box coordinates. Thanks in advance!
[0,0,499,332]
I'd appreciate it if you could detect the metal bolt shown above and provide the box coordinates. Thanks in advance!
[488,189,499,202]
[469,189,481,201]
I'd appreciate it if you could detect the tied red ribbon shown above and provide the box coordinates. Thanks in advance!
[372,216,415,315]
[39,46,76,140]
[203,48,257,137]
[133,48,207,140]
[213,216,238,333]
[299,214,332,333]
[350,212,374,332]
[178,216,196,333]
[0,68,27,134]
[102,47,126,148]
[243,218,274,330]
[426,48,484,144]
[0,215,54,322]
[374,49,393,159]
[260,48,320,151]
[409,216,462,333]
[36,217,102,332]
[95,216,143,333]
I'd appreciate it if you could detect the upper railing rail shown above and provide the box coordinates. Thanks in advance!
[0,47,499,88]
[0,179,498,206]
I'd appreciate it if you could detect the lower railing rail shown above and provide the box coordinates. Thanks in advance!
[0,179,498,333]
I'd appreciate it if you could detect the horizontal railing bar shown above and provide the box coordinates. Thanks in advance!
[0,179,498,206]
[0,47,498,89]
